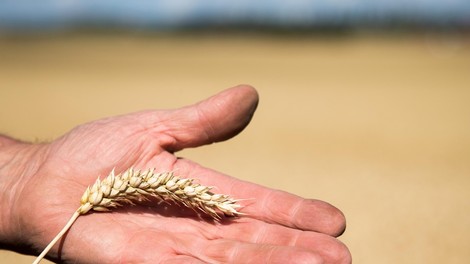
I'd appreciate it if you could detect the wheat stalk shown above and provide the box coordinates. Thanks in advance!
[33,168,241,264]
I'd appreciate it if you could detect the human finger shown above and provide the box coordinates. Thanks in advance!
[203,241,323,264]
[177,235,324,264]
[138,84,259,152]
[173,159,346,237]
[111,208,350,263]
[216,218,351,263]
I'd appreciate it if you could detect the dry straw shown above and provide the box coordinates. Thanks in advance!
[33,168,241,264]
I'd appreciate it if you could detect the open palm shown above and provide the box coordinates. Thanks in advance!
[16,85,350,263]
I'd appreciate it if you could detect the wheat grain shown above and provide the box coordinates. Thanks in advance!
[33,168,241,264]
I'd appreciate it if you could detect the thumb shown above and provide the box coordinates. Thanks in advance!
[145,84,259,152]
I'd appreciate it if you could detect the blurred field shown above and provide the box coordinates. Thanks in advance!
[0,32,469,264]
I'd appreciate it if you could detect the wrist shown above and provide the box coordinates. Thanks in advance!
[0,136,48,252]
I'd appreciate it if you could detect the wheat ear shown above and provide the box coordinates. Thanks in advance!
[33,168,241,264]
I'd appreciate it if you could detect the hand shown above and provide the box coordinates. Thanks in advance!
[0,85,350,263]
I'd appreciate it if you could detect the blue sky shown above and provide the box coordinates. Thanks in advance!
[1,0,469,29]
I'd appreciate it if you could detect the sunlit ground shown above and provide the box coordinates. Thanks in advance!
[1,31,469,264]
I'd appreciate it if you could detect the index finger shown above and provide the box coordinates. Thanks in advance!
[173,158,346,237]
